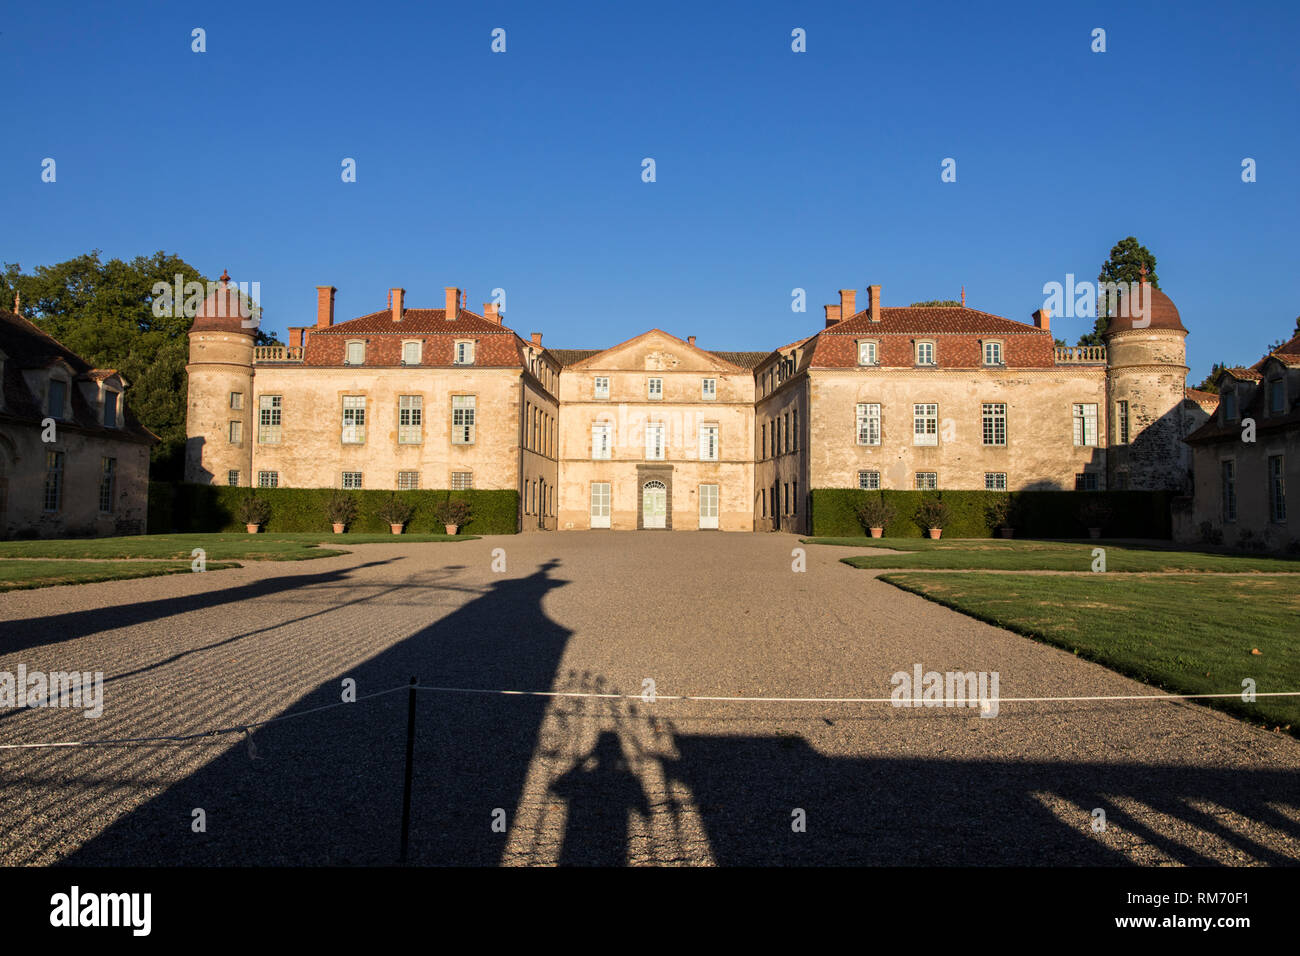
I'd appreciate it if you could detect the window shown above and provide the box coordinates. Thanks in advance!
[1072,403,1098,446]
[983,342,1003,366]
[1075,473,1099,491]
[774,417,781,454]
[398,395,423,444]
[1221,460,1237,521]
[761,487,767,517]
[228,470,240,487]
[858,470,880,490]
[646,422,665,460]
[43,451,64,511]
[793,481,799,514]
[48,380,67,419]
[792,409,798,451]
[1269,380,1285,414]
[397,471,420,490]
[648,377,663,400]
[402,341,422,365]
[761,422,767,458]
[103,391,118,427]
[784,483,789,514]
[592,421,612,460]
[451,472,473,490]
[594,376,610,399]
[1117,400,1130,444]
[452,395,476,444]
[984,472,1007,491]
[1222,390,1238,420]
[229,420,242,444]
[913,403,938,446]
[345,341,365,365]
[342,471,363,489]
[258,471,279,488]
[341,396,366,444]
[702,378,717,400]
[857,341,878,366]
[1269,455,1287,522]
[97,459,116,513]
[455,340,475,365]
[916,342,935,366]
[856,404,881,445]
[230,391,243,410]
[783,413,790,453]
[915,472,938,490]
[982,403,1006,446]
[699,423,719,461]
[258,395,282,444]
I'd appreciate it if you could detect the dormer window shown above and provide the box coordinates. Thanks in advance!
[702,378,717,400]
[402,341,422,366]
[345,341,365,365]
[594,376,610,399]
[648,377,663,400]
[916,341,936,366]
[857,341,878,366]
[1222,390,1238,420]
[103,390,119,428]
[982,341,1003,366]
[48,379,67,419]
[454,340,475,365]
[1269,379,1285,414]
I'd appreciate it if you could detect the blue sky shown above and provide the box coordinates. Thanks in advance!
[4,0,1297,381]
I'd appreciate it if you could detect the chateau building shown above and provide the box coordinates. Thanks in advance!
[0,302,154,538]
[185,274,1204,534]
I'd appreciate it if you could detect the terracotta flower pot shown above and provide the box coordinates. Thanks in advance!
[332,523,345,534]
[246,523,260,534]
[1000,527,1015,539]
[445,524,458,535]
[1088,528,1102,539]
[928,528,943,539]
[390,523,404,535]
[869,528,883,538]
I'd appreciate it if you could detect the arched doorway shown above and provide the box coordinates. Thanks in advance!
[642,480,666,529]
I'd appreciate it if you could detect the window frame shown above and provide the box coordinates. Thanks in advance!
[702,378,717,401]
[451,395,476,444]
[1072,403,1099,447]
[341,471,363,490]
[454,340,475,365]
[984,472,1007,491]
[344,340,365,365]
[592,420,612,460]
[858,470,880,490]
[398,394,423,445]
[397,470,420,490]
[915,472,938,491]
[856,403,881,446]
[257,470,279,488]
[645,421,665,460]
[43,451,64,512]
[982,341,1004,367]
[913,403,939,446]
[401,340,422,366]
[1268,455,1286,522]
[258,394,282,444]
[341,395,367,445]
[857,341,879,367]
[699,422,720,461]
[1221,458,1237,522]
[647,377,663,400]
[594,376,610,400]
[915,341,936,367]
[981,402,1007,446]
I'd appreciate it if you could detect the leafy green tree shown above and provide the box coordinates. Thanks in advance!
[0,251,268,480]
[1194,362,1226,393]
[1077,237,1159,346]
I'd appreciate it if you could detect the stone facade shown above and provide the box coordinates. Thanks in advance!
[185,277,1201,534]
[0,308,154,539]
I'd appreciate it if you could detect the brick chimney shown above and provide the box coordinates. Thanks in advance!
[868,285,881,323]
[288,328,303,348]
[390,288,404,323]
[316,286,335,328]
[687,335,696,347]
[445,287,460,319]
[824,304,841,328]
[531,332,543,346]
[839,289,857,320]
[1033,307,1051,331]
[483,302,501,324]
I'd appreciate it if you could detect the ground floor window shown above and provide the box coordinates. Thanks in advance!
[1075,472,1099,491]
[858,470,880,490]
[43,451,64,512]
[98,458,116,513]
[228,470,240,487]
[984,472,1006,491]
[1269,455,1286,522]
[342,471,362,489]
[397,471,420,490]
[1221,460,1237,521]
[451,471,472,490]
[258,471,279,488]
[915,472,938,490]
[761,487,766,517]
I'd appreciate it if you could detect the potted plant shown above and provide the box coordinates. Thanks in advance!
[985,494,1014,539]
[854,496,896,538]
[377,493,415,535]
[434,498,472,535]
[237,494,272,534]
[1078,500,1112,539]
[326,490,358,534]
[916,496,950,540]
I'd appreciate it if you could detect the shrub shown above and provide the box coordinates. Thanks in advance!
[985,493,1012,529]
[376,493,415,527]
[854,496,896,531]
[326,490,359,527]
[237,494,272,527]
[1078,500,1113,530]
[1199,520,1224,545]
[915,496,950,531]
[434,498,473,528]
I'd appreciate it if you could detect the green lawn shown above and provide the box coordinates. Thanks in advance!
[881,572,1299,732]
[0,559,241,592]
[0,531,477,562]
[804,537,1300,573]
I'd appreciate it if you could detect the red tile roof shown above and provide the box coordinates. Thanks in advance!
[303,308,528,368]
[827,306,1047,337]
[312,308,509,337]
[1106,286,1186,334]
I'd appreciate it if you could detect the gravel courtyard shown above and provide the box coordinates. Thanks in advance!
[1,532,1297,866]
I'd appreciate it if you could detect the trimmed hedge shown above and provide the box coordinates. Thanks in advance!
[809,488,1174,539]
[150,484,519,535]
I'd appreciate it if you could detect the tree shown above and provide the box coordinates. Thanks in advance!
[1077,236,1159,346]
[0,251,267,480]
[1194,362,1226,393]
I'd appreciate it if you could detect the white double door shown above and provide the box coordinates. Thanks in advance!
[698,484,719,529]
[642,481,667,529]
[590,482,611,528]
